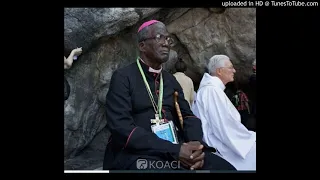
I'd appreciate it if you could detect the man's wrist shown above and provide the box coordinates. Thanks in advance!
[168,143,181,161]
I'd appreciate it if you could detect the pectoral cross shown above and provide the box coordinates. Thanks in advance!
[151,114,164,125]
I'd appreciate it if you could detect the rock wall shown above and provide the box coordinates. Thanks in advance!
[166,8,256,85]
[64,8,256,168]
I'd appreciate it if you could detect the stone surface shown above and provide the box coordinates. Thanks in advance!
[64,127,110,170]
[64,8,160,54]
[166,8,256,84]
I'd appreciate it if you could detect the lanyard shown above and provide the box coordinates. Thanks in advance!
[136,57,163,119]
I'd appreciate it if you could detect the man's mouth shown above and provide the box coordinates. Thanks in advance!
[161,51,169,54]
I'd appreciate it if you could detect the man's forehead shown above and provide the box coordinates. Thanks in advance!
[149,23,169,35]
[224,60,233,66]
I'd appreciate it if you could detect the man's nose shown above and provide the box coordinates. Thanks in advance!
[162,39,169,46]
[233,69,236,73]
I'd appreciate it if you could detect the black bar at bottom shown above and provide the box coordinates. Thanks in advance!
[109,170,255,173]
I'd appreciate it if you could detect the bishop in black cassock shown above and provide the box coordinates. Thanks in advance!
[102,20,236,171]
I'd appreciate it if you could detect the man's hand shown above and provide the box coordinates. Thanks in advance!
[186,141,205,170]
[179,143,195,168]
[179,141,205,170]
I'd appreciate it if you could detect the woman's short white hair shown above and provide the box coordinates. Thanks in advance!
[207,55,230,75]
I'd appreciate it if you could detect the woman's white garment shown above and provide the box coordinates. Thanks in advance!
[192,73,256,171]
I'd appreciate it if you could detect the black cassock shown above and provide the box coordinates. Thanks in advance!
[103,59,236,170]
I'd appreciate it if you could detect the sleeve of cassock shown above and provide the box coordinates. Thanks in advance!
[206,88,256,159]
[105,70,181,160]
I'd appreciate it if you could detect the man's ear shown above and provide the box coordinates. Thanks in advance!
[138,41,146,52]
[216,68,222,76]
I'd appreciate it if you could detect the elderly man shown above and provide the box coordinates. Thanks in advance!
[102,20,236,171]
[192,55,256,171]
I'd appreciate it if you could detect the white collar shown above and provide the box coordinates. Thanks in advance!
[212,76,226,91]
[139,58,162,73]
[149,67,162,73]
[204,73,226,90]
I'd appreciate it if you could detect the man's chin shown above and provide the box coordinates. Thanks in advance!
[159,56,169,63]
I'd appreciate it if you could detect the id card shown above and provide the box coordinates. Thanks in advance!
[151,121,178,144]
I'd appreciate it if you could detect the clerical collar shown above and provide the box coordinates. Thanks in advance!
[139,58,162,73]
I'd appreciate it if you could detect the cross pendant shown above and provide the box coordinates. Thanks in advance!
[151,114,163,125]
